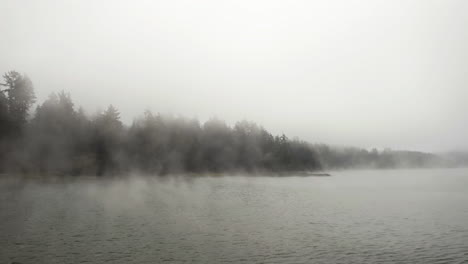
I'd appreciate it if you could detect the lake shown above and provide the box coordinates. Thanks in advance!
[1,169,467,263]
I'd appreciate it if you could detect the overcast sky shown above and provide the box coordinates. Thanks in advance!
[1,0,467,152]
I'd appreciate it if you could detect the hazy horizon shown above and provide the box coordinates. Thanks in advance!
[1,0,467,152]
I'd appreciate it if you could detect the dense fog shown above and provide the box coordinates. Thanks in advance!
[2,2,468,264]
[1,71,465,177]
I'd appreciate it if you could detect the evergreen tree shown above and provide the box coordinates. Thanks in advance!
[1,71,35,131]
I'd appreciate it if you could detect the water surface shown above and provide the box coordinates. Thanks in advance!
[1,169,467,263]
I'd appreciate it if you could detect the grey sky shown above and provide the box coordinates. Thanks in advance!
[1,0,467,152]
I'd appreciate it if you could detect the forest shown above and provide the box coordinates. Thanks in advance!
[0,71,462,176]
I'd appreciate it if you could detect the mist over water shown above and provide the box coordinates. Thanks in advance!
[1,1,468,263]
[2,169,468,264]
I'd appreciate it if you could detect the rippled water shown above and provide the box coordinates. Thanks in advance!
[1,169,468,264]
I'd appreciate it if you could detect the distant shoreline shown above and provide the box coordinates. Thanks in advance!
[0,171,333,181]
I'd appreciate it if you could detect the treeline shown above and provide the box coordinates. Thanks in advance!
[0,71,321,176]
[314,144,446,169]
[0,71,462,177]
